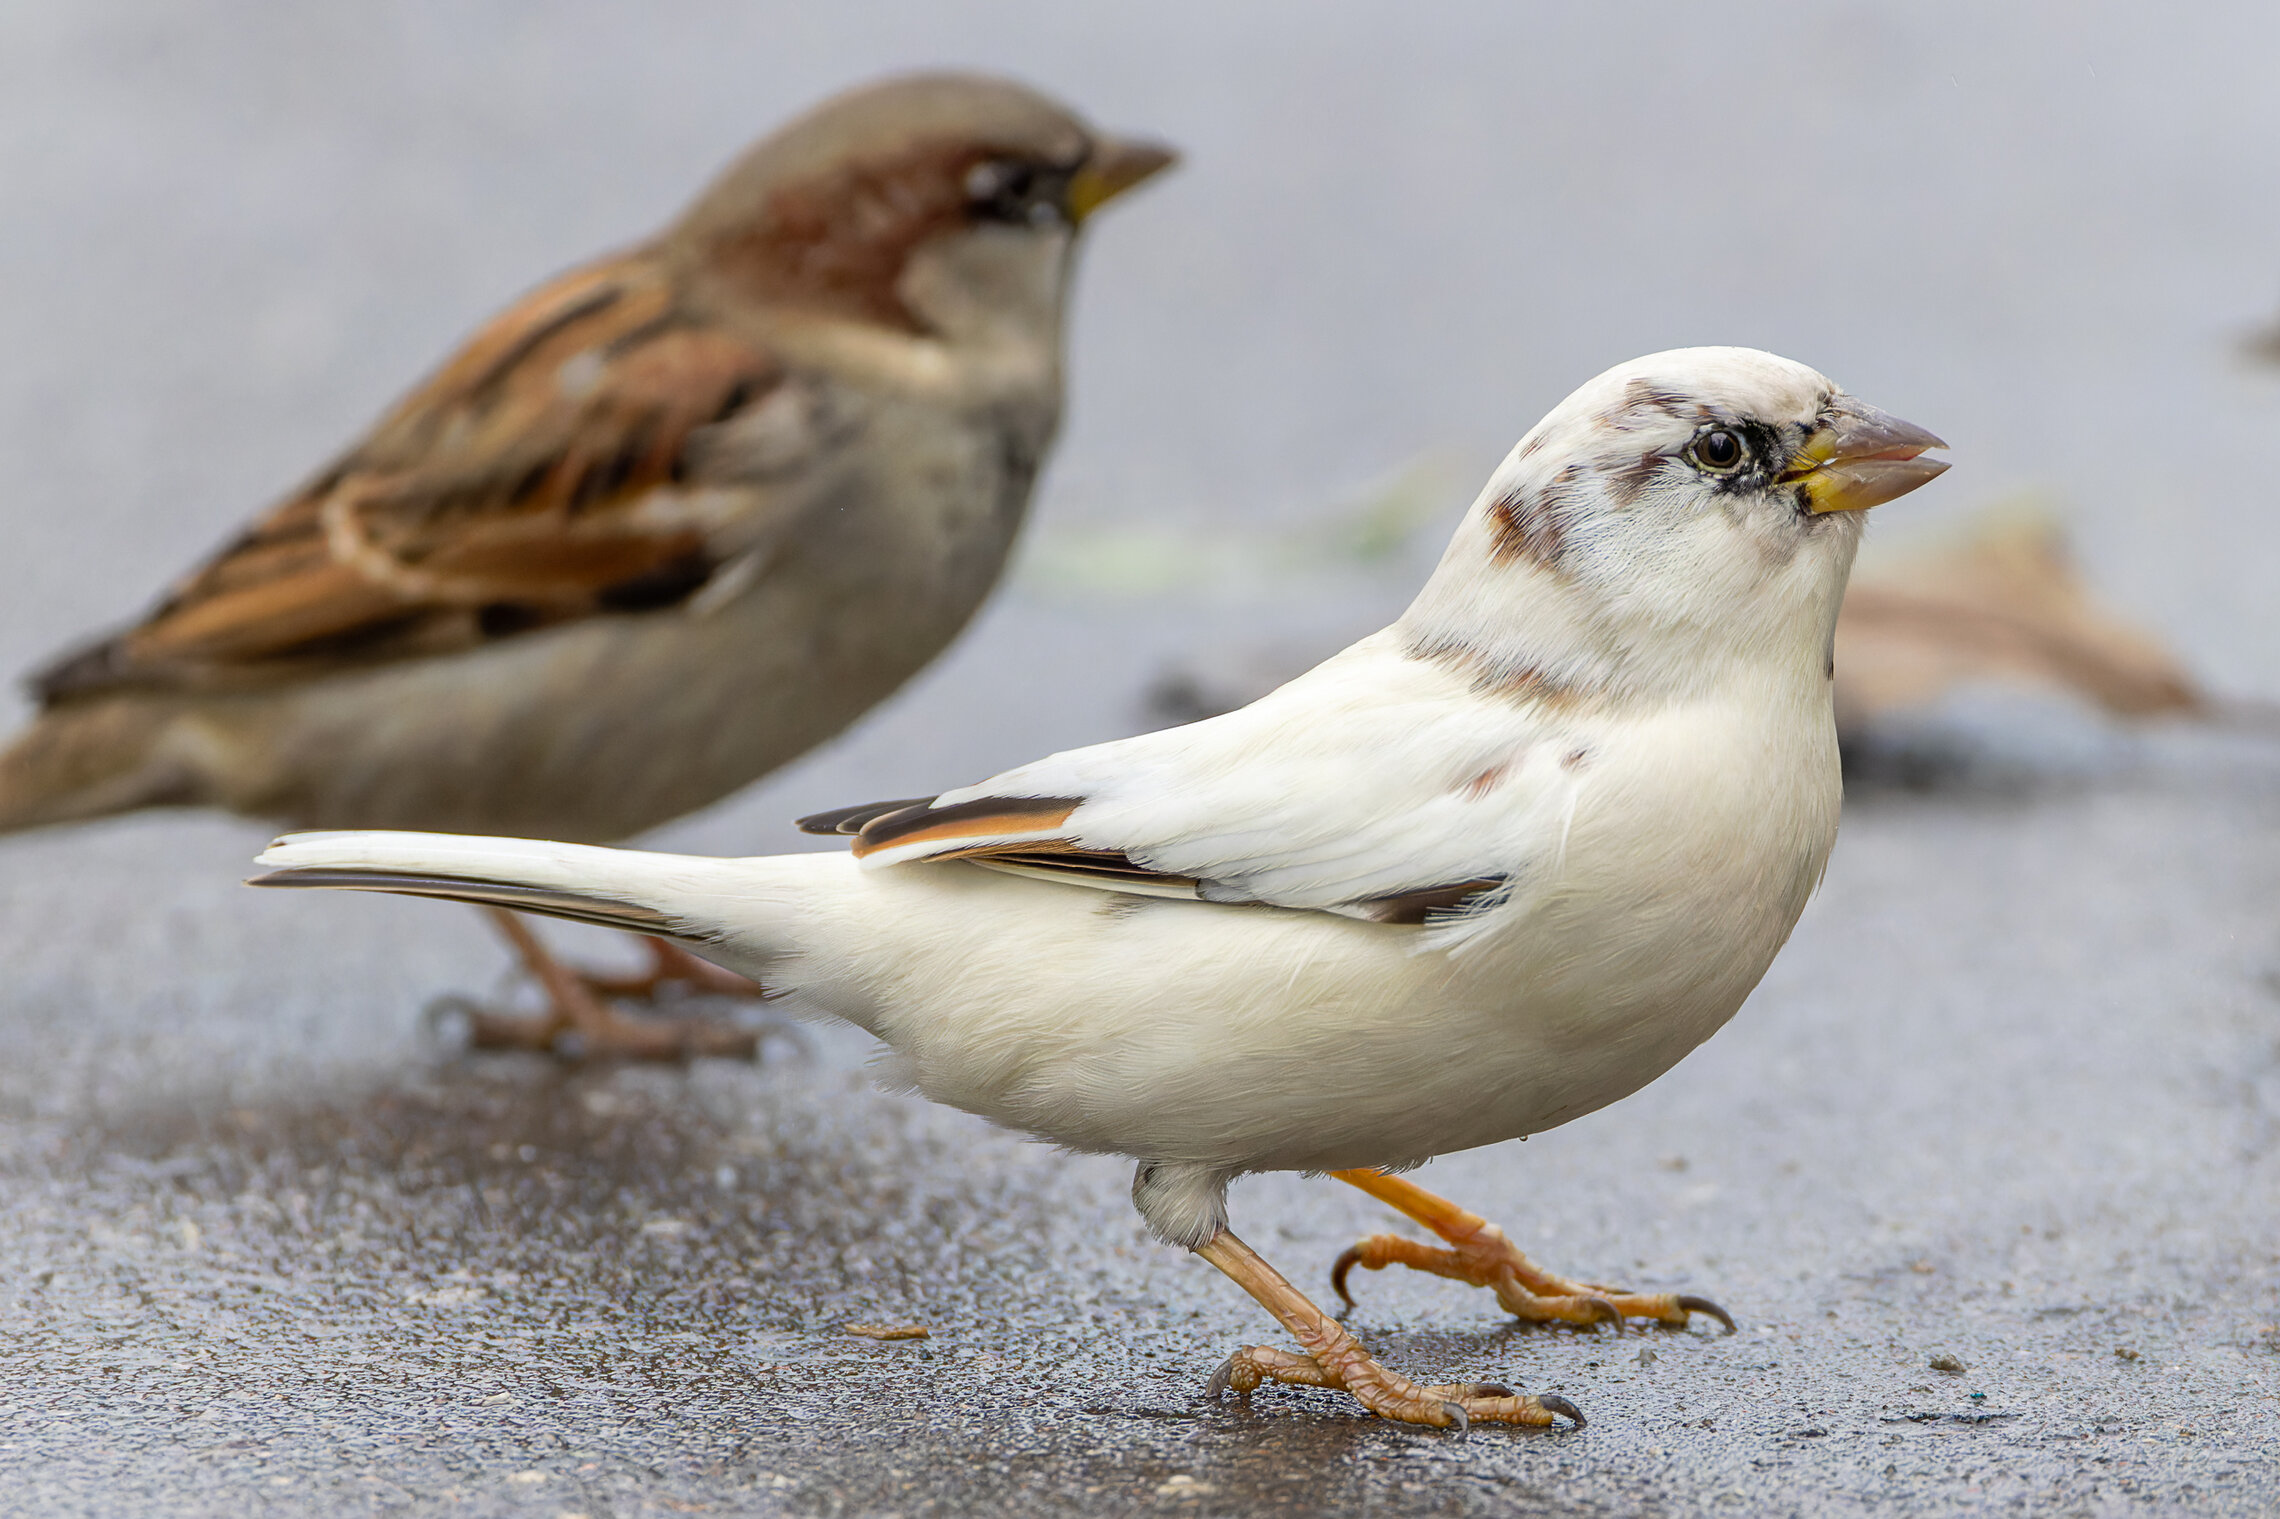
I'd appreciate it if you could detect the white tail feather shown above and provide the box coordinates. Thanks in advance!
[248,830,786,950]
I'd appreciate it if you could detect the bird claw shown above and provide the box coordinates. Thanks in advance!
[1323,1170,1737,1337]
[1330,1243,1367,1311]
[1536,1393,1586,1429]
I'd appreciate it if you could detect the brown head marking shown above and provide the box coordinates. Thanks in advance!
[697,139,999,331]
[1488,463,1586,570]
[1604,377,1713,432]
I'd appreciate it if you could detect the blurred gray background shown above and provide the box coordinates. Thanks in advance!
[3,5,2279,1516]
[6,0,2280,821]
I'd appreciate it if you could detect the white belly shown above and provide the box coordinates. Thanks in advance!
[778,697,1842,1174]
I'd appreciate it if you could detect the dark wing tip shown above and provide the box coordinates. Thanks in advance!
[850,794,1086,856]
[26,634,135,705]
[1355,877,1511,925]
[794,797,938,836]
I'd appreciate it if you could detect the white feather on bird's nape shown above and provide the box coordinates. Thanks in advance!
[248,346,1948,1433]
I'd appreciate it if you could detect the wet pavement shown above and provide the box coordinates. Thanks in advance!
[6,3,2280,1514]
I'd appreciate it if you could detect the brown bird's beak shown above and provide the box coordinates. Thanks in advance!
[1068,137,1180,222]
[1781,396,1950,513]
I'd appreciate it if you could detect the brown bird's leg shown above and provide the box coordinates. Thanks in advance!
[579,937,765,1000]
[1327,1169,1734,1333]
[454,908,760,1061]
[1198,1229,1581,1433]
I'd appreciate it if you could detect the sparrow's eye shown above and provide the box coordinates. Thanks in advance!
[1689,428,1746,473]
[965,159,1065,226]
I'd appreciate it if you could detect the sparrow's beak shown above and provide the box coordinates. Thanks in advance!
[1781,396,1950,513]
[1068,137,1180,222]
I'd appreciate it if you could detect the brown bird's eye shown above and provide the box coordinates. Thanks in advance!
[1691,429,1744,472]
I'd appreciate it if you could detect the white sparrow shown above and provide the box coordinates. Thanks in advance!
[0,72,1174,1057]
[249,347,1948,1429]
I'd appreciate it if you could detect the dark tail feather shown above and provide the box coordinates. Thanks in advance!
[245,865,681,935]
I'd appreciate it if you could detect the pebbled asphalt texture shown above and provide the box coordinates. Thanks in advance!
[4,741,2279,1517]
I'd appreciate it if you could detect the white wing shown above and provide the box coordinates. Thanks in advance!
[797,630,1591,927]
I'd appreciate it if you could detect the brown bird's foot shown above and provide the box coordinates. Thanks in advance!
[436,908,776,1062]
[1196,1230,1583,1434]
[1328,1169,1734,1334]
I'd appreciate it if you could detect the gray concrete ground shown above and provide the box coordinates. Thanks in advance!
[4,4,2280,1515]
[5,734,2280,1517]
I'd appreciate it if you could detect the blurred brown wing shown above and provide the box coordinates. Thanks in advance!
[35,252,792,701]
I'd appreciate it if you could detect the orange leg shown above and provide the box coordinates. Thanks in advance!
[1197,1229,1581,1434]
[442,908,768,1061]
[1328,1169,1733,1333]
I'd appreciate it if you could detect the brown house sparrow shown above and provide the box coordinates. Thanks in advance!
[0,72,1174,1056]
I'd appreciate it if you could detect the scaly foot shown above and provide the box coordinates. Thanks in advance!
[1328,1169,1734,1333]
[1195,1230,1583,1435]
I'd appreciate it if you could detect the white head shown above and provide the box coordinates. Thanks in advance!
[1402,347,1948,702]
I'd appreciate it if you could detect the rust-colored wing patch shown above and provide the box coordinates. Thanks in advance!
[846,795,1085,859]
[800,792,1201,894]
[33,251,786,703]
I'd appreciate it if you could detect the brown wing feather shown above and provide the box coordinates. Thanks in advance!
[800,791,1503,919]
[795,792,1192,894]
[794,797,939,835]
[34,252,786,702]
[847,795,1084,858]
